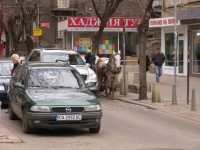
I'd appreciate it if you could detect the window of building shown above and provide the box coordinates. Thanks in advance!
[192,31,200,74]
[165,33,174,66]
[57,0,69,8]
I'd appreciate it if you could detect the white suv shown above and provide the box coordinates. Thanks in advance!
[25,48,98,94]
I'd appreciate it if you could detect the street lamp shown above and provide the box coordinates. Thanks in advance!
[172,0,177,105]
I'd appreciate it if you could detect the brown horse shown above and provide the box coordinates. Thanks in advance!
[96,50,121,100]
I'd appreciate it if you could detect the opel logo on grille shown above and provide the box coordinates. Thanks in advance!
[65,107,72,113]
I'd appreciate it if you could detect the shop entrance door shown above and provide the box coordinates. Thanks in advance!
[177,36,184,75]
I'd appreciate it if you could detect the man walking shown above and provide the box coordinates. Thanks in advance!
[152,48,165,83]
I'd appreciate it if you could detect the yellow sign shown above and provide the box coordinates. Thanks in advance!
[33,29,43,36]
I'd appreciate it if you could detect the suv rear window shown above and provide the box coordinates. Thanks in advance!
[43,52,85,65]
[0,61,13,76]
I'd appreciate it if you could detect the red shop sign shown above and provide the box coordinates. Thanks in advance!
[40,22,50,28]
[31,36,39,43]
[67,17,141,32]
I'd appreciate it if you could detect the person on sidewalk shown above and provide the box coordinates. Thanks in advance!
[152,48,165,83]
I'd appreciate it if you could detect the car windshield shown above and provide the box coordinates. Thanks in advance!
[28,68,86,89]
[0,61,13,76]
[43,52,85,65]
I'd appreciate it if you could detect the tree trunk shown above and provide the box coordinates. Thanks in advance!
[139,33,147,100]
[137,0,154,100]
[92,23,106,54]
[25,21,33,54]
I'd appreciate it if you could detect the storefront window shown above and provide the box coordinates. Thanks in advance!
[165,33,174,66]
[70,31,138,58]
[192,31,200,73]
[119,32,139,57]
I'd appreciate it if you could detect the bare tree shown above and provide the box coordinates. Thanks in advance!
[0,4,10,57]
[137,0,154,100]
[17,0,40,54]
[91,0,124,54]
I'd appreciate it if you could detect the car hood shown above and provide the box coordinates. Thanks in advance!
[26,89,98,106]
[71,65,89,75]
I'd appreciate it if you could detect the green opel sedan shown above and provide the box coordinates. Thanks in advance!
[8,62,102,134]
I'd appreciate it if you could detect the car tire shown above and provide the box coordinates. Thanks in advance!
[23,111,32,134]
[89,123,101,133]
[9,103,18,120]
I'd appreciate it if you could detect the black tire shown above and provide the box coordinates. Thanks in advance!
[8,103,18,120]
[23,111,32,134]
[89,123,101,133]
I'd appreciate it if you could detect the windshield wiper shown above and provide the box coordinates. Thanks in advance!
[29,85,50,88]
[51,86,79,89]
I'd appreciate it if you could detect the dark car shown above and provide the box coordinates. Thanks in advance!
[0,59,13,107]
[8,62,102,134]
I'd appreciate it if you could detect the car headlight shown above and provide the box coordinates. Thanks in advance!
[84,105,101,111]
[88,73,97,80]
[30,106,51,112]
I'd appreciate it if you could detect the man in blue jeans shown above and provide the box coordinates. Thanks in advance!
[152,48,165,83]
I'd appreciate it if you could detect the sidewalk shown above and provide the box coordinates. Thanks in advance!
[0,121,22,143]
[115,72,200,123]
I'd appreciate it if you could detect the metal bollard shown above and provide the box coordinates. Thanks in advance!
[191,89,196,111]
[172,84,177,105]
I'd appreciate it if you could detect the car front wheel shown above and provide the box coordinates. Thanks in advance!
[23,111,32,134]
[89,123,101,133]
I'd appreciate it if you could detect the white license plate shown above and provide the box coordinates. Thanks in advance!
[56,114,82,121]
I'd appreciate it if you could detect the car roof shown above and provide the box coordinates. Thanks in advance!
[33,48,77,54]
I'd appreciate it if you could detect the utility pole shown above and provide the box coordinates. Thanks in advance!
[172,0,177,105]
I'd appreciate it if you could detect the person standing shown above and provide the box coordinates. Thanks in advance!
[152,48,165,83]
[10,54,24,75]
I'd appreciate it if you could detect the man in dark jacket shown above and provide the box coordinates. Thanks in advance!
[152,48,165,83]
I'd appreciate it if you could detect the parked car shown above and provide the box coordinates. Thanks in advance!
[0,59,13,107]
[8,62,102,134]
[25,48,98,95]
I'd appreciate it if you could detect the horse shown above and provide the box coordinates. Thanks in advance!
[96,50,121,100]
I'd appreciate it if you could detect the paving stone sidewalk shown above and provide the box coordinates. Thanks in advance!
[0,121,22,143]
[115,72,200,123]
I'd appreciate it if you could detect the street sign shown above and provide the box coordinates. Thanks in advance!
[31,36,39,43]
[33,29,43,36]
[40,22,50,28]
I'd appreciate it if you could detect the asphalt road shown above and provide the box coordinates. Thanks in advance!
[0,98,200,150]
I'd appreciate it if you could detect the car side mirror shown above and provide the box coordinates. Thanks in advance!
[14,82,25,90]
[86,82,96,88]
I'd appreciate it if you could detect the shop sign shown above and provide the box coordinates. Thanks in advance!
[149,17,180,28]
[67,17,142,32]
[33,29,43,36]
[40,22,50,28]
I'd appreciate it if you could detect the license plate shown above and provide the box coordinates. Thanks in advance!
[56,114,82,121]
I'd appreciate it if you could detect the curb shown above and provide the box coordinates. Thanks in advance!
[115,97,200,123]
[0,123,22,143]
